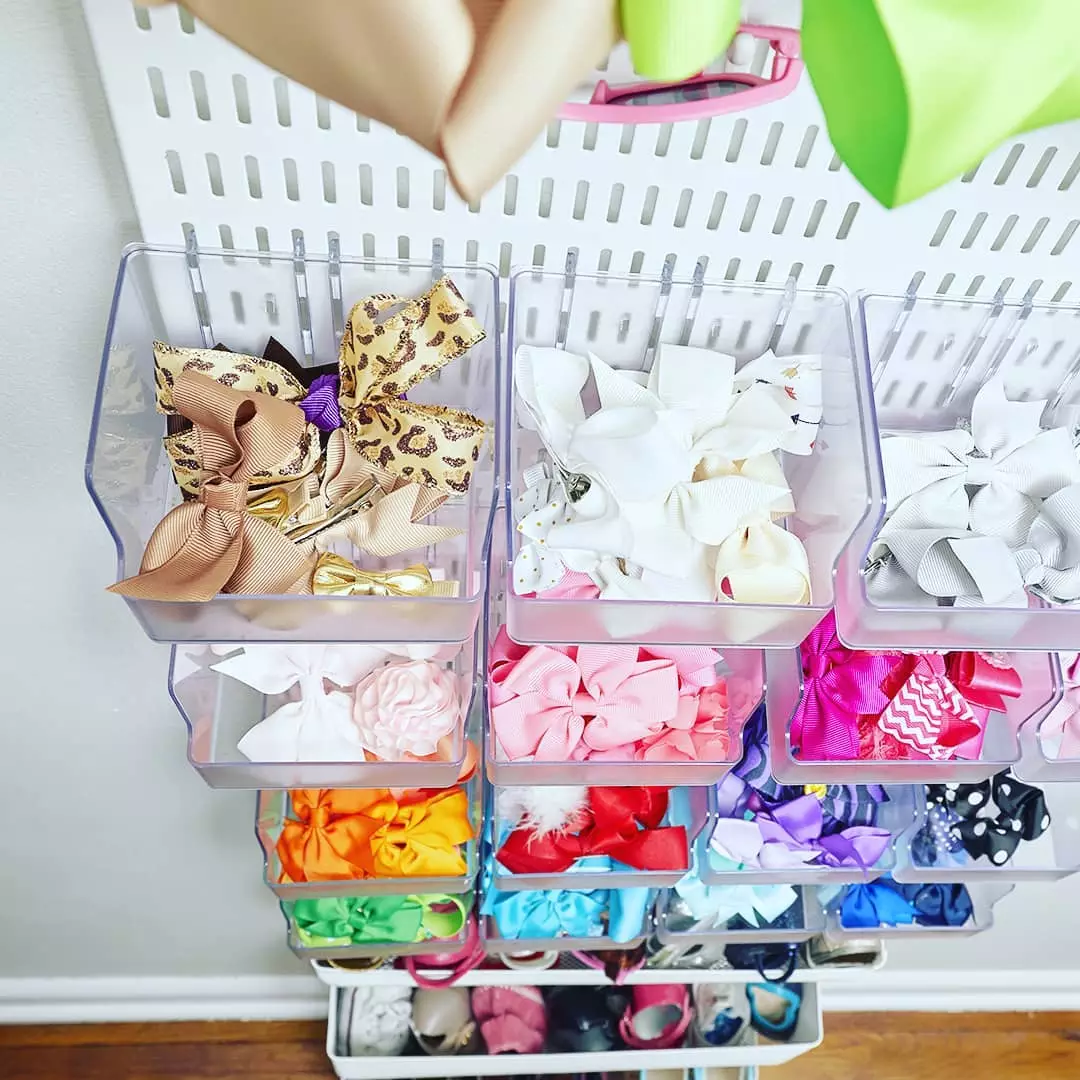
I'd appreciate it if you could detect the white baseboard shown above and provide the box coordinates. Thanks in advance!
[2,970,1079,1024]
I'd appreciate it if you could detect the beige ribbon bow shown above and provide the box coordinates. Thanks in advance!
[109,371,316,601]
[137,0,618,201]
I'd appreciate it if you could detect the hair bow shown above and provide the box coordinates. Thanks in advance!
[674,870,797,928]
[923,773,1051,867]
[215,645,396,762]
[511,463,598,595]
[487,627,681,760]
[877,654,986,760]
[337,277,487,495]
[300,373,341,432]
[880,377,1080,547]
[109,371,318,600]
[496,787,688,875]
[709,795,891,872]
[790,612,896,761]
[290,893,467,947]
[837,880,918,928]
[1013,484,1080,602]
[277,787,473,883]
[483,886,608,940]
[1042,654,1080,759]
[311,553,458,597]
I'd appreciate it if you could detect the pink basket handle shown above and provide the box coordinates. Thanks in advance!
[559,24,802,124]
[405,916,485,989]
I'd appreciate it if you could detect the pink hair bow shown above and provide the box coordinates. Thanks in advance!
[1042,654,1080,760]
[790,612,897,761]
[488,626,683,760]
[877,654,985,760]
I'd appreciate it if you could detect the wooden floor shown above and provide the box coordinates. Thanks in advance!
[2,1012,1079,1079]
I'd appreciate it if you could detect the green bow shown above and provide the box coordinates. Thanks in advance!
[288,893,468,947]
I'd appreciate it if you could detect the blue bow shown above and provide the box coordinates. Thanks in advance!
[676,866,797,928]
[483,884,652,943]
[838,878,973,929]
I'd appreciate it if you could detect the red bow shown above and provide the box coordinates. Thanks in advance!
[496,787,688,874]
[945,652,1022,713]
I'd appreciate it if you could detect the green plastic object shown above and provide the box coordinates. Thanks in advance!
[621,0,741,82]
[803,0,1080,207]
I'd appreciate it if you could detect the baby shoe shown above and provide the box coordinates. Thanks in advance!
[691,983,751,1047]
[472,985,547,1054]
[746,981,803,1041]
[618,984,692,1049]
[545,986,630,1053]
[338,986,411,1056]
[410,986,480,1055]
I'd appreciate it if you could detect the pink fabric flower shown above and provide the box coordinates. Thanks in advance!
[352,660,462,759]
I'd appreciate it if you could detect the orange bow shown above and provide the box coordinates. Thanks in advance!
[109,371,316,600]
[276,787,473,882]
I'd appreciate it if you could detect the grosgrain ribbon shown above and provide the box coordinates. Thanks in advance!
[337,277,487,494]
[483,883,651,944]
[675,869,797,928]
[110,371,318,600]
[291,893,467,946]
[277,787,472,882]
[790,611,896,761]
[496,787,688,874]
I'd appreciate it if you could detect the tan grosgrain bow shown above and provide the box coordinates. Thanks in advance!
[137,0,617,201]
[109,371,317,600]
[337,277,488,495]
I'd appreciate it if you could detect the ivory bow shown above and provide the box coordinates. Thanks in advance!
[139,0,617,202]
[337,277,487,495]
[215,644,433,762]
[488,627,681,760]
[877,655,985,760]
[110,371,318,600]
[881,377,1080,546]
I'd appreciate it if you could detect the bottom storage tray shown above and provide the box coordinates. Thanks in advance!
[325,982,823,1078]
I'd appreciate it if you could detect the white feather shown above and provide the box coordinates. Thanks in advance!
[497,785,589,836]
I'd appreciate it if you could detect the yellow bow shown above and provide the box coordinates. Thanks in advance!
[311,553,459,597]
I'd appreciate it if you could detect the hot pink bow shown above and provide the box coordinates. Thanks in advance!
[790,611,897,761]
[488,626,682,761]
[877,654,984,760]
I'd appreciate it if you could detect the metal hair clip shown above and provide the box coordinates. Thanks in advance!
[284,478,379,544]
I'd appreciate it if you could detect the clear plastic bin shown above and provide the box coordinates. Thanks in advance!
[822,881,1013,940]
[484,509,764,785]
[657,885,825,946]
[481,903,652,955]
[87,244,499,644]
[767,647,1062,784]
[489,785,707,893]
[255,779,481,901]
[699,784,920,886]
[894,782,1080,884]
[170,636,479,789]
[503,269,879,647]
[835,292,1080,651]
[1016,654,1080,782]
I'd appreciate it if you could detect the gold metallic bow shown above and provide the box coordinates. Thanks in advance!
[109,371,316,600]
[311,553,460,598]
[337,277,488,495]
[137,0,617,201]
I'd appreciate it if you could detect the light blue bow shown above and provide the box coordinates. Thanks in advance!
[676,866,797,928]
[482,884,652,943]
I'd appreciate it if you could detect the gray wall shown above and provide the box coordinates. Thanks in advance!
[1,0,1077,983]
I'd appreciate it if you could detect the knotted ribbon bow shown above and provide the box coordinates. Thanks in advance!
[790,612,897,761]
[110,371,318,600]
[277,787,473,882]
[291,893,467,946]
[488,627,681,760]
[496,787,688,874]
[311,553,458,597]
[877,654,986,760]
[215,644,434,762]
[337,277,487,495]
[709,795,891,872]
[675,869,797,928]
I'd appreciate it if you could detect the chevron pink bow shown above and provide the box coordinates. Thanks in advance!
[877,654,984,760]
[488,626,682,761]
[790,611,897,760]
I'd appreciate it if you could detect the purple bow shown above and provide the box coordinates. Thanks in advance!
[710,795,891,871]
[300,373,342,431]
[790,611,897,761]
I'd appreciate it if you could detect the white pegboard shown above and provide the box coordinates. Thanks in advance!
[83,0,1080,306]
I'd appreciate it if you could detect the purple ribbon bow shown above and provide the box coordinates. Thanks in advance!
[299,373,342,431]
